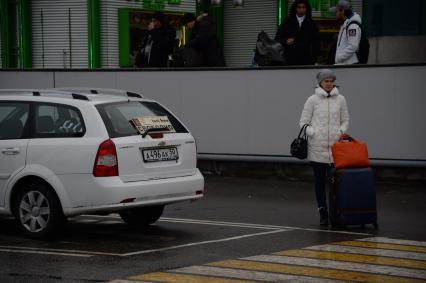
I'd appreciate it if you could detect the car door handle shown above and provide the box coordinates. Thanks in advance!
[1,148,21,155]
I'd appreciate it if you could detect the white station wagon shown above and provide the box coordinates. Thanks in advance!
[0,88,204,238]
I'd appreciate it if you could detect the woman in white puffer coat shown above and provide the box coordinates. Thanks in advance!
[299,69,349,225]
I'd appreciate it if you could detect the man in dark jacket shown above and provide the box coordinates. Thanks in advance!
[136,11,176,68]
[181,13,226,67]
[275,0,320,65]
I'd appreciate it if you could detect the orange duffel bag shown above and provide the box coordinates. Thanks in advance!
[332,134,370,169]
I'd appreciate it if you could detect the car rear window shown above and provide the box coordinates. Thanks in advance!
[96,101,188,138]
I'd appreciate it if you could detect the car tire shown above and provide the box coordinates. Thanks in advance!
[119,205,165,226]
[13,181,65,239]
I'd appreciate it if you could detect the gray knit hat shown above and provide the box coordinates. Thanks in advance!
[329,0,350,13]
[317,69,336,83]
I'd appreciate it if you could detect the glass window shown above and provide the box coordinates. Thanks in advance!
[96,101,188,138]
[0,102,29,140]
[35,103,85,138]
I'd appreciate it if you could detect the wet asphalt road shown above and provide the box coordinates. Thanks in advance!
[0,175,425,283]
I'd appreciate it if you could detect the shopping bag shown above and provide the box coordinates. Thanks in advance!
[332,134,370,169]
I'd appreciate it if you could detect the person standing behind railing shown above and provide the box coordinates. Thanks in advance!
[275,0,320,65]
[136,11,176,68]
[181,13,226,67]
[330,0,362,65]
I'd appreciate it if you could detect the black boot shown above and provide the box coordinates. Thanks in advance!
[319,207,329,226]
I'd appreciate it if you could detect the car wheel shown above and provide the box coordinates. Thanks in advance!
[119,205,165,226]
[13,182,65,239]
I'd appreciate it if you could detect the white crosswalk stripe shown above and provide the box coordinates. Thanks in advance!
[245,255,426,279]
[358,237,426,247]
[173,265,342,283]
[306,243,426,261]
[115,237,426,283]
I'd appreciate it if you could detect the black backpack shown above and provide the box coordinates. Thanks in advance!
[254,31,286,66]
[346,21,370,64]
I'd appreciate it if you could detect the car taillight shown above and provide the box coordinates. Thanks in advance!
[93,139,118,177]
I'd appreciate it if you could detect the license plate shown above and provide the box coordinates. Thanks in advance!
[142,147,179,162]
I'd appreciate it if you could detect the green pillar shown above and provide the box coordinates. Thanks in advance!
[210,5,224,44]
[88,0,101,68]
[0,0,10,68]
[18,0,32,68]
[277,0,288,26]
[118,8,130,67]
[197,0,209,15]
[196,1,224,45]
[0,0,21,68]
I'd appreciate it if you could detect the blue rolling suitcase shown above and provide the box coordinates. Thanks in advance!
[329,167,378,228]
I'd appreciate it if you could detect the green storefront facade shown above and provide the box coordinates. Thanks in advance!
[1,0,425,68]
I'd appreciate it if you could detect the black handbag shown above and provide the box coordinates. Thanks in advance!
[290,124,309,159]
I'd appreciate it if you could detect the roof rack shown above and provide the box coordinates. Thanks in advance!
[126,92,142,98]
[72,93,90,101]
[0,89,90,101]
[0,89,69,96]
[54,87,144,98]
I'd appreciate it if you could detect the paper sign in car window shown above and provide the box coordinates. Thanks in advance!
[130,116,176,136]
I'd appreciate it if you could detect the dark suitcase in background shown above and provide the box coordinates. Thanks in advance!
[329,167,378,228]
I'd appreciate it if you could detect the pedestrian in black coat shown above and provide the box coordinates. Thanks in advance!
[181,13,226,67]
[275,0,320,65]
[136,11,176,68]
